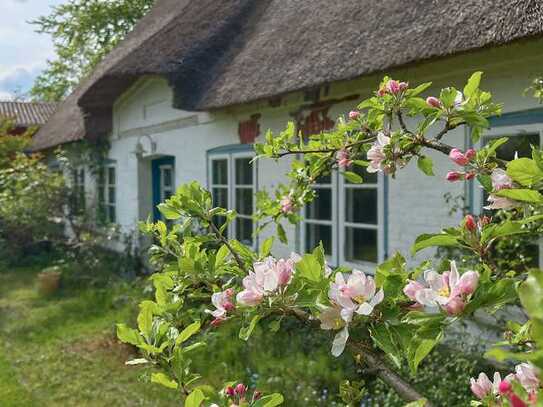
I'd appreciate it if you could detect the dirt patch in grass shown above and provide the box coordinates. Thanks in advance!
[64,332,137,365]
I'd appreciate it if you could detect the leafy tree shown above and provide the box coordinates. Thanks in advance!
[116,73,543,406]
[30,0,155,101]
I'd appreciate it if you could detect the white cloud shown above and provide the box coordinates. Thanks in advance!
[0,0,65,99]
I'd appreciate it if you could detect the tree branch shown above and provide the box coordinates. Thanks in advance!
[208,221,247,272]
[275,136,376,158]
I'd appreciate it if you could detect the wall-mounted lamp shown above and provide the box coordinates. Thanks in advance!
[132,134,157,157]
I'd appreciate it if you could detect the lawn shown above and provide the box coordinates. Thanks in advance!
[0,263,179,406]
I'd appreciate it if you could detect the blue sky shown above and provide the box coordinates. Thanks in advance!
[0,0,65,100]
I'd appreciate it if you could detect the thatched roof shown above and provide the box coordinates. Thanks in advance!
[33,0,543,150]
[0,101,57,128]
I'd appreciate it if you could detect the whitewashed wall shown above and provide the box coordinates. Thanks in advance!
[103,40,543,266]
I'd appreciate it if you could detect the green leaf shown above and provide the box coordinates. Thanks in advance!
[439,87,458,108]
[295,253,322,283]
[403,399,428,407]
[480,220,525,244]
[277,223,287,244]
[151,372,178,389]
[370,324,402,368]
[519,270,543,320]
[417,156,434,176]
[411,233,459,255]
[343,171,363,183]
[116,324,142,346]
[214,244,230,269]
[495,188,543,204]
[260,236,274,257]
[157,203,182,220]
[506,158,543,187]
[253,393,284,407]
[406,82,432,97]
[463,71,483,98]
[477,174,492,192]
[239,315,261,341]
[184,388,205,407]
[176,321,201,345]
[137,301,157,338]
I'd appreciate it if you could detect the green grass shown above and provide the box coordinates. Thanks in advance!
[0,264,179,406]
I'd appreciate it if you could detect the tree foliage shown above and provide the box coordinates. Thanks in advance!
[30,0,155,101]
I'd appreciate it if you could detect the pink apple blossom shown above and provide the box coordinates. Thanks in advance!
[426,96,442,108]
[367,132,390,173]
[515,363,540,394]
[465,148,477,160]
[399,81,409,92]
[337,148,353,170]
[349,110,360,120]
[464,214,477,232]
[465,172,476,180]
[470,372,502,399]
[331,326,349,357]
[386,79,401,95]
[328,270,384,323]
[449,148,471,166]
[235,383,247,397]
[485,195,517,210]
[280,195,295,214]
[491,168,513,190]
[404,261,478,315]
[319,305,346,331]
[206,289,235,319]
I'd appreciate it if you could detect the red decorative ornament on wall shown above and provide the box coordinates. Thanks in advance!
[300,107,335,137]
[238,114,261,144]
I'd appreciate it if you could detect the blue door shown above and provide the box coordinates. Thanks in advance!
[151,156,175,221]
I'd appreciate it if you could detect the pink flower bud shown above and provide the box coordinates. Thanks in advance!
[386,80,401,95]
[377,87,386,97]
[444,297,465,315]
[464,215,476,232]
[399,82,408,92]
[478,215,491,228]
[252,391,262,401]
[211,317,224,327]
[349,111,360,120]
[449,148,470,166]
[223,301,235,312]
[224,288,234,297]
[235,383,247,397]
[465,148,477,160]
[276,259,294,286]
[509,393,527,407]
[465,172,476,180]
[337,149,353,170]
[426,96,442,108]
[280,196,294,214]
[446,171,463,182]
[498,380,512,395]
[225,386,236,397]
[457,271,479,295]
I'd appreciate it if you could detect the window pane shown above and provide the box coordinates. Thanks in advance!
[163,168,172,187]
[108,206,116,223]
[235,188,253,215]
[108,187,116,204]
[345,227,377,263]
[164,190,172,200]
[306,189,332,220]
[108,167,116,185]
[212,159,228,185]
[315,174,331,184]
[235,158,253,185]
[235,217,253,246]
[98,168,105,185]
[305,223,332,255]
[212,187,228,208]
[345,189,377,224]
[490,133,539,160]
[98,186,105,204]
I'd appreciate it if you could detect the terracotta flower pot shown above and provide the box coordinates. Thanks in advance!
[37,268,61,296]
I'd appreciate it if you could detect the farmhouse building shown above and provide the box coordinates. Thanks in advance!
[32,0,543,269]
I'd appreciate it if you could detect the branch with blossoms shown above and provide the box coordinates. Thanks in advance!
[117,74,543,407]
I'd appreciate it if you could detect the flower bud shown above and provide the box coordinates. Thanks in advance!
[235,383,247,397]
[399,82,409,92]
[386,80,401,95]
[464,215,476,232]
[465,148,477,160]
[465,172,476,180]
[444,296,465,315]
[223,301,235,312]
[457,271,479,295]
[498,380,512,395]
[252,391,262,401]
[449,148,470,166]
[211,317,224,327]
[224,288,234,297]
[377,87,386,97]
[280,196,294,214]
[446,171,463,182]
[426,96,442,108]
[348,110,360,120]
[225,386,236,397]
[509,393,527,407]
[478,215,491,227]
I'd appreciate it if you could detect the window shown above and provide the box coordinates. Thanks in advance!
[97,165,116,224]
[71,167,85,214]
[160,164,174,203]
[209,151,256,246]
[472,119,543,268]
[302,167,385,269]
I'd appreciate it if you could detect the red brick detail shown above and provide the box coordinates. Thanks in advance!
[238,114,261,144]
